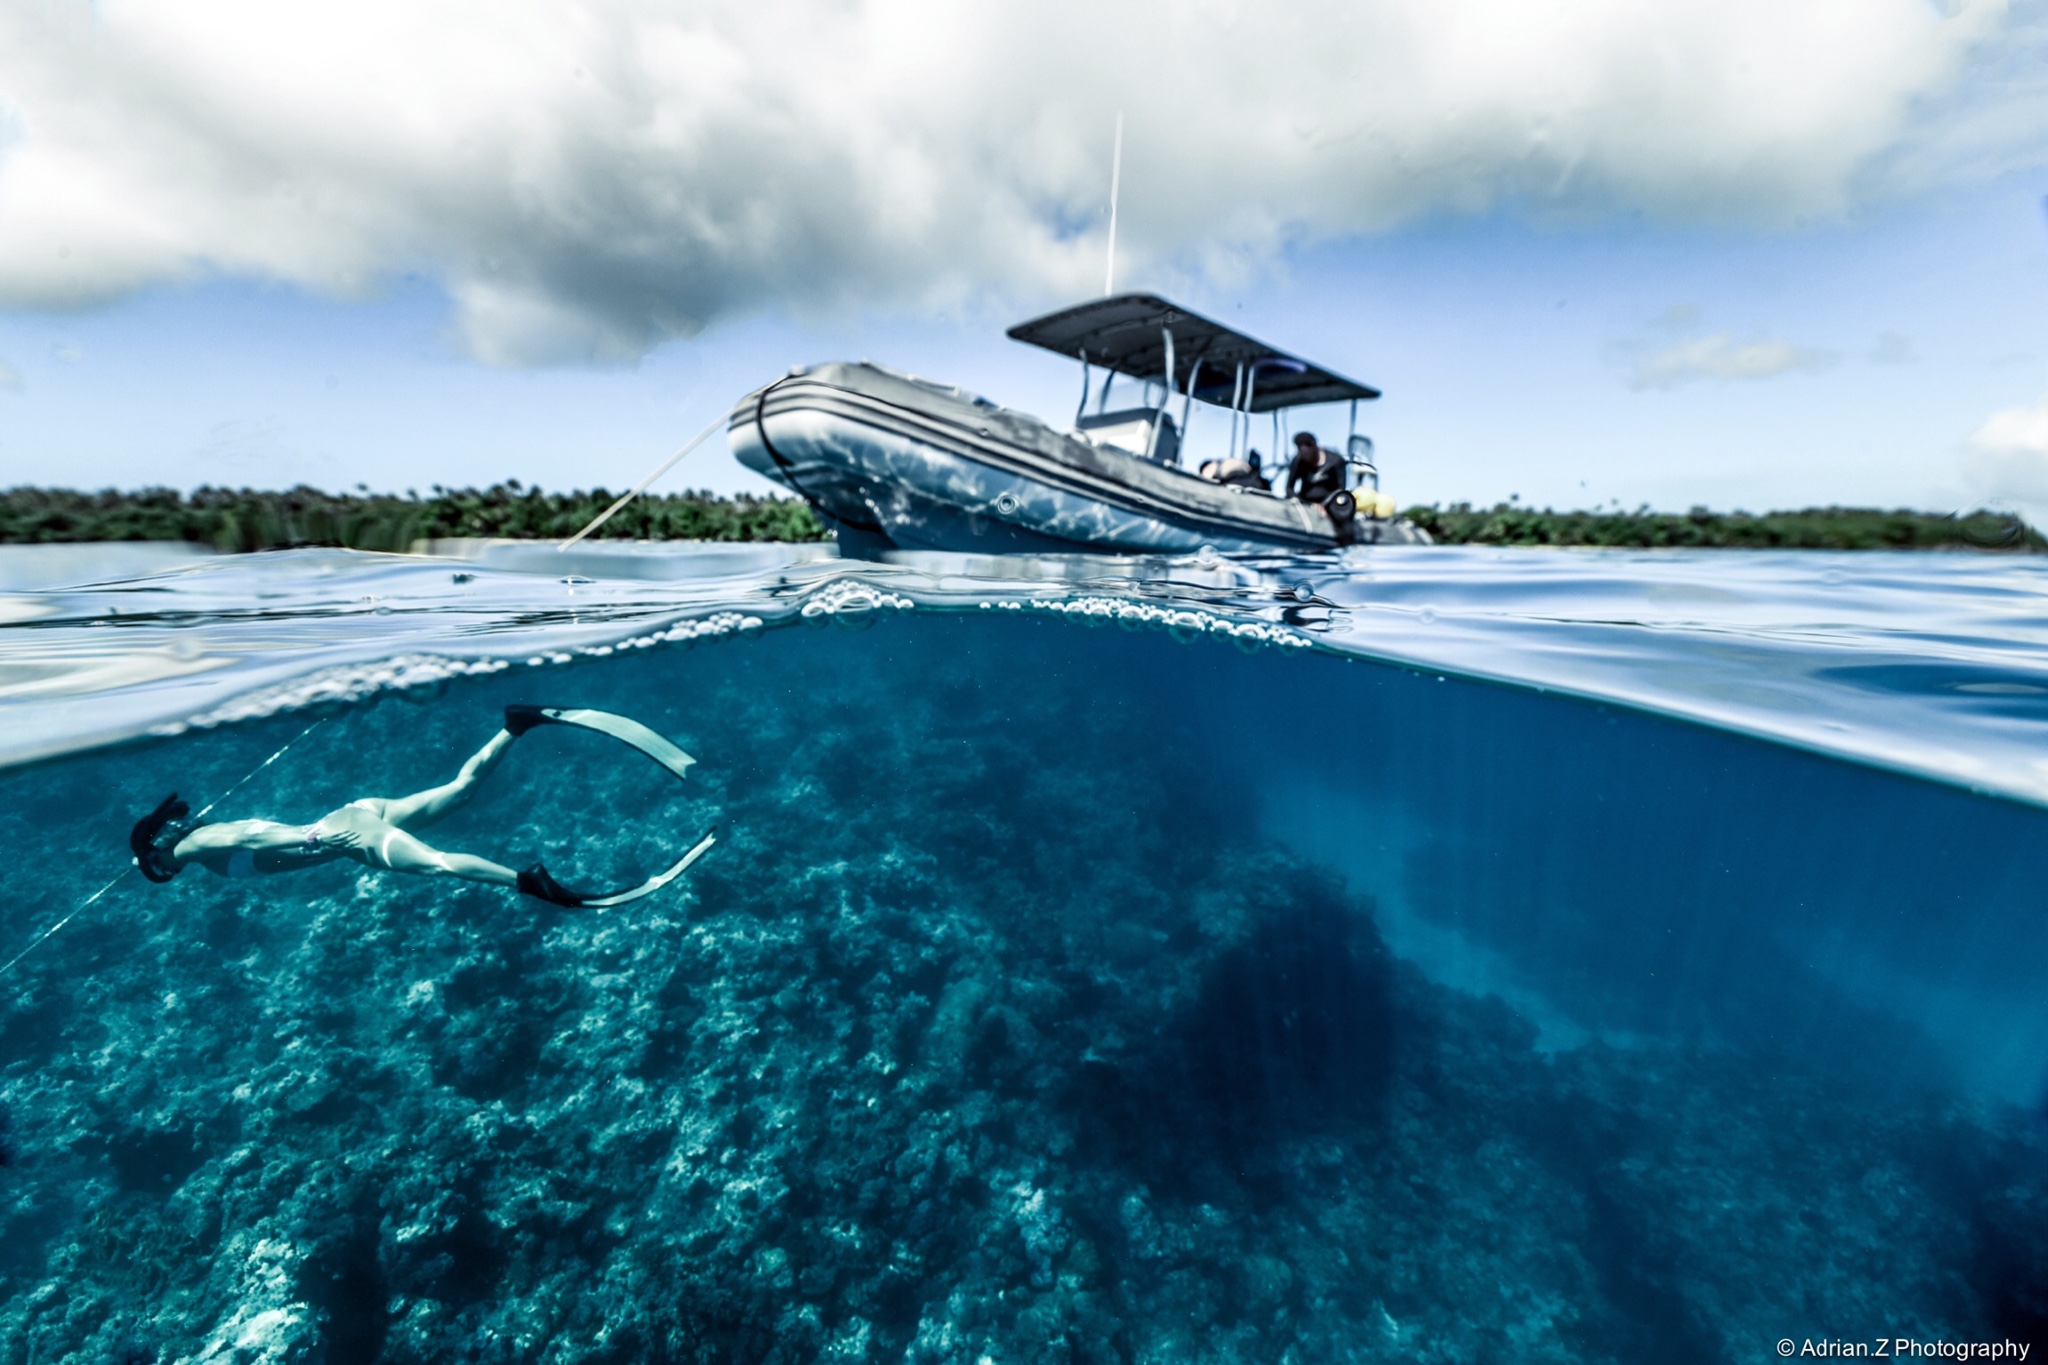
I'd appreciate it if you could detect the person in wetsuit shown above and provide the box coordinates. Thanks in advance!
[128,707,707,907]
[1286,432,1346,504]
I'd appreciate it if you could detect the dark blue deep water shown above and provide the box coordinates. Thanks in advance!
[0,542,2043,1362]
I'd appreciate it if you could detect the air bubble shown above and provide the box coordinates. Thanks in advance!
[177,654,513,730]
[800,581,914,619]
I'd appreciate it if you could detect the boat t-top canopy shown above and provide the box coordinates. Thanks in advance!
[1005,292,1379,412]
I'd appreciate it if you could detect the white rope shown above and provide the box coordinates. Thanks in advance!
[0,874,124,978]
[558,414,727,551]
[0,716,326,979]
[193,717,326,822]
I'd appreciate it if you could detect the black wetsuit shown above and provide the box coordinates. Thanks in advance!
[1287,445,1345,503]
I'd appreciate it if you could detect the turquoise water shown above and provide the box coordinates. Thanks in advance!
[0,541,2044,1361]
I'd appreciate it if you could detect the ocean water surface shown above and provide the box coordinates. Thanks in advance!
[0,540,2043,1363]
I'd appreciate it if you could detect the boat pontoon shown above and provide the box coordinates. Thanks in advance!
[728,293,1427,555]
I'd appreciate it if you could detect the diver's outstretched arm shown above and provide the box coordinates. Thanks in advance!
[365,727,517,830]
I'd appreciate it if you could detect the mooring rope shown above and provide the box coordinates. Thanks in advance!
[0,873,126,978]
[191,716,326,822]
[558,413,726,551]
[0,715,327,980]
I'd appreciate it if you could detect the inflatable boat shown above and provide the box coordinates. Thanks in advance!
[728,293,1428,555]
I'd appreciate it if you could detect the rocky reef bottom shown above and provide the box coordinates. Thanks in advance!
[0,619,2042,1363]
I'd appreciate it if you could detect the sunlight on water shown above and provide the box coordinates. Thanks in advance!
[0,541,2042,1360]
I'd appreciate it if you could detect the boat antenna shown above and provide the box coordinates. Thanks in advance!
[1104,111,1123,297]
[0,715,326,980]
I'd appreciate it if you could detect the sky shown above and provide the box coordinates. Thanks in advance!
[2,0,2047,517]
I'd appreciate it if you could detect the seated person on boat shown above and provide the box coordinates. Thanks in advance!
[1197,451,1271,490]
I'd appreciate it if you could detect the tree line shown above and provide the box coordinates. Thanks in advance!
[0,485,2037,553]
[1401,502,2042,551]
[0,484,828,552]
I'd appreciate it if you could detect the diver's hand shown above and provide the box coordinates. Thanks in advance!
[316,827,363,851]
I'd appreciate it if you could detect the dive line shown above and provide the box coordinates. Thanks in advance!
[0,715,327,979]
[0,872,125,979]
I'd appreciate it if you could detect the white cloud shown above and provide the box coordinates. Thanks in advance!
[1964,394,2048,521]
[1631,334,1837,389]
[1866,0,2048,196]
[1974,396,2048,458]
[0,0,2016,364]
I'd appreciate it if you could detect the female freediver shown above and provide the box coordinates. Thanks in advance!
[127,706,714,908]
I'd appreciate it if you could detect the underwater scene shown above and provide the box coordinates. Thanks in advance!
[0,542,2045,1363]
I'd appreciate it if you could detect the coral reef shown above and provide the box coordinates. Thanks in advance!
[0,618,2040,1362]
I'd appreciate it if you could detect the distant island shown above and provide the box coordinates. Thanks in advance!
[0,485,2039,553]
[1403,502,2043,551]
[0,484,828,552]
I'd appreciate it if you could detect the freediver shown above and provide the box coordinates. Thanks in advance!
[127,706,713,908]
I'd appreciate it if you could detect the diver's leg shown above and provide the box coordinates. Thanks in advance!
[374,727,518,830]
[343,814,518,888]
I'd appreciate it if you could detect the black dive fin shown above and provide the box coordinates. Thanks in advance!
[503,704,553,737]
[515,829,717,910]
[517,862,587,907]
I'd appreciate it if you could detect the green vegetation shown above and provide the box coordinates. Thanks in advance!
[1403,502,2045,551]
[2,486,2038,553]
[0,483,827,552]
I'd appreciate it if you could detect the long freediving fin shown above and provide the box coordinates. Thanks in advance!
[517,828,717,909]
[501,705,709,907]
[504,705,696,781]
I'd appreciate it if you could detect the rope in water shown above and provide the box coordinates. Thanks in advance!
[0,715,327,980]
[0,873,126,979]
[191,716,326,822]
